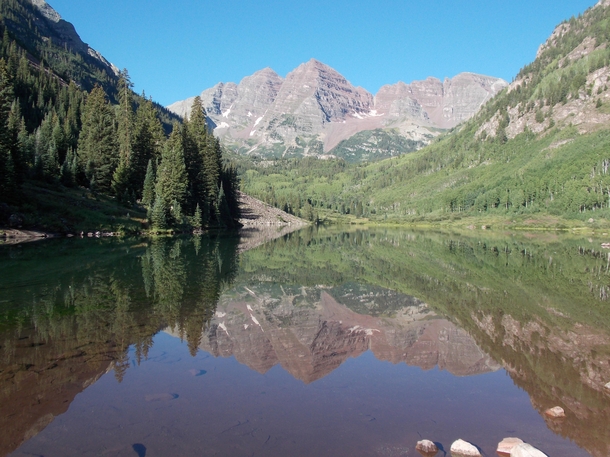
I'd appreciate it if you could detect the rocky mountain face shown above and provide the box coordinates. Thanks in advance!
[476,0,610,141]
[176,285,499,383]
[168,59,507,161]
[22,1,118,76]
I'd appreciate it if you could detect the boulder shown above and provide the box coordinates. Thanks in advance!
[510,443,548,457]
[604,381,610,392]
[416,439,438,455]
[497,437,524,455]
[544,406,565,418]
[450,439,481,456]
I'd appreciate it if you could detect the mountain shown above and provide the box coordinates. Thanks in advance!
[0,0,180,124]
[0,0,118,90]
[240,0,610,225]
[167,60,507,161]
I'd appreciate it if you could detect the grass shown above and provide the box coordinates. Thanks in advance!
[5,182,148,234]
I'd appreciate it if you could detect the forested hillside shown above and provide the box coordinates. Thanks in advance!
[0,0,239,232]
[241,0,610,226]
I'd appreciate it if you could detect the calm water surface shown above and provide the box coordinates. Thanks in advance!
[1,228,609,456]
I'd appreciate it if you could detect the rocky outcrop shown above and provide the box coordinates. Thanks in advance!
[544,406,566,418]
[168,60,506,160]
[27,0,119,76]
[510,443,548,457]
[497,437,524,455]
[237,192,308,253]
[416,439,439,455]
[477,1,610,141]
[450,439,481,457]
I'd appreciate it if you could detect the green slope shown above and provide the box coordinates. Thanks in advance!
[241,1,610,227]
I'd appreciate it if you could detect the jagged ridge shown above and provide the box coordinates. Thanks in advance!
[168,59,506,160]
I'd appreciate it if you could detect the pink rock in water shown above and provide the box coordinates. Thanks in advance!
[544,406,565,418]
[510,443,548,457]
[450,439,481,457]
[497,437,524,455]
[416,439,439,455]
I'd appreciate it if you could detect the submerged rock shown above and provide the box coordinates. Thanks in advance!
[416,439,438,455]
[497,437,524,455]
[510,443,548,457]
[450,439,481,456]
[144,393,179,402]
[544,406,566,418]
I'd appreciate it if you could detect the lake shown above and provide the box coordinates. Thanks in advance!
[1,227,609,456]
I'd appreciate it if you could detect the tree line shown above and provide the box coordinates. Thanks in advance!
[0,27,239,229]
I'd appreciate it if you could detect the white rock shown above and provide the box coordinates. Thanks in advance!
[497,437,524,455]
[544,406,565,418]
[450,439,481,456]
[510,443,548,457]
[416,439,438,454]
[604,381,610,392]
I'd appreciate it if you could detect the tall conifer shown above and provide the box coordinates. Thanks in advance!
[141,159,155,208]
[0,58,15,201]
[155,124,188,225]
[112,70,135,202]
[78,86,117,193]
[184,96,207,213]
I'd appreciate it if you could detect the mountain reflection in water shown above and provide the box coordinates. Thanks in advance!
[0,228,609,456]
[181,286,500,383]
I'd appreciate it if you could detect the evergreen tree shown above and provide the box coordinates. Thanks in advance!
[78,86,117,193]
[201,133,220,221]
[0,58,16,201]
[112,70,135,201]
[184,96,208,212]
[141,159,155,207]
[221,164,241,223]
[131,97,162,199]
[150,193,167,229]
[215,183,232,226]
[154,125,188,226]
[192,203,202,230]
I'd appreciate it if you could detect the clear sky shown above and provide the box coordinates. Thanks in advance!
[46,0,597,106]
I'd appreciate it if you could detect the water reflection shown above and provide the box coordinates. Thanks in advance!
[245,228,610,456]
[0,235,239,455]
[0,228,609,456]
[187,285,499,383]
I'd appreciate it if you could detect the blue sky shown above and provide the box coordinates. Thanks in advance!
[48,0,597,106]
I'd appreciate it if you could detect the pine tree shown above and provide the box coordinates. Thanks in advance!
[131,97,162,199]
[141,159,155,207]
[112,70,135,202]
[184,96,208,212]
[154,124,188,226]
[78,86,117,193]
[215,183,232,227]
[171,198,183,228]
[59,150,75,187]
[0,59,16,201]
[192,203,202,230]
[220,164,241,223]
[201,133,220,221]
[150,193,167,229]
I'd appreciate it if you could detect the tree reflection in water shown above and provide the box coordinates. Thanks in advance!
[1,228,610,456]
